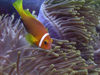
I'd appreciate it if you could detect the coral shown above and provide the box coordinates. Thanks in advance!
[0,14,98,75]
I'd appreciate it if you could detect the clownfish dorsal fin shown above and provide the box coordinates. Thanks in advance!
[24,9,37,20]
[25,33,38,45]
[24,9,32,17]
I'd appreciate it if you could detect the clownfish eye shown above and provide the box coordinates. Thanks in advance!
[44,41,47,45]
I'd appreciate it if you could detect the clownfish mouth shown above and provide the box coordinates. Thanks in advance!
[46,42,52,50]
[47,45,52,50]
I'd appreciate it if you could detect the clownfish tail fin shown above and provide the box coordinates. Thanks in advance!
[13,0,24,16]
[13,0,36,19]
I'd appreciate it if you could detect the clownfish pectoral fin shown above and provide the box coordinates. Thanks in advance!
[25,33,38,45]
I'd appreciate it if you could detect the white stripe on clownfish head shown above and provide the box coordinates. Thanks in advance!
[39,33,49,47]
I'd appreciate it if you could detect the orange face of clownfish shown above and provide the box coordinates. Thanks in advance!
[37,33,53,50]
[13,0,53,50]
[25,32,53,50]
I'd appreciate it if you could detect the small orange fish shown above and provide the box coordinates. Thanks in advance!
[13,0,53,50]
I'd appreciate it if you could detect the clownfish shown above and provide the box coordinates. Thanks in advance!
[13,0,53,50]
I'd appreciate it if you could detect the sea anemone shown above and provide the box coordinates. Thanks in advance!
[0,0,100,75]
[0,14,98,75]
[38,0,100,66]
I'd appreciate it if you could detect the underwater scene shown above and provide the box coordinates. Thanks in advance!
[0,0,100,75]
